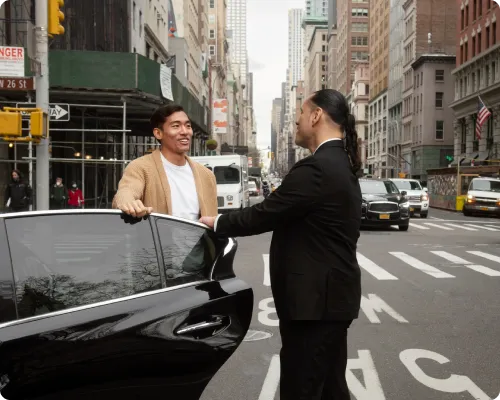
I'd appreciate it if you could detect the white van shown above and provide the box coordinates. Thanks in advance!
[191,155,250,212]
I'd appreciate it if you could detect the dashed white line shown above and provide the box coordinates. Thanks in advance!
[409,223,430,230]
[467,251,500,264]
[263,254,270,286]
[389,252,455,278]
[430,251,500,276]
[464,224,500,231]
[443,223,477,231]
[422,223,454,230]
[258,355,280,400]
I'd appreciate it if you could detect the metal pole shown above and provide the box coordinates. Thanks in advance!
[27,93,33,208]
[81,109,85,205]
[14,142,17,170]
[122,101,127,173]
[35,0,50,210]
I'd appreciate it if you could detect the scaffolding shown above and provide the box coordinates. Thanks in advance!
[0,0,34,47]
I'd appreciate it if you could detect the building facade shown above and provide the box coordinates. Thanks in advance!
[227,0,248,90]
[451,1,500,167]
[336,0,369,95]
[327,0,338,90]
[411,55,456,181]
[351,63,370,171]
[289,9,305,86]
[306,0,328,18]
[401,0,456,178]
[306,27,329,96]
[208,0,229,100]
[387,0,405,176]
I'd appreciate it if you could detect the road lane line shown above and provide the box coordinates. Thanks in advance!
[357,252,398,280]
[263,254,270,286]
[443,223,477,231]
[409,223,430,230]
[467,251,500,264]
[423,223,454,230]
[486,225,500,230]
[465,224,500,231]
[389,252,455,278]
[431,251,500,276]
[258,355,280,400]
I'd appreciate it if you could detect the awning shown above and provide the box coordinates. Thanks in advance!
[460,152,478,165]
[477,151,489,161]
[450,154,465,166]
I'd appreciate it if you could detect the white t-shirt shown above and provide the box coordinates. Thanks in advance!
[161,154,200,221]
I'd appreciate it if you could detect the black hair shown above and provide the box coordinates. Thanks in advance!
[150,104,186,131]
[309,89,362,174]
[11,169,22,180]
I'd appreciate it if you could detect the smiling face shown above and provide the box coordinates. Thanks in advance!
[153,111,193,155]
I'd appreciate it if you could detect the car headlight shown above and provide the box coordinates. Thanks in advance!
[421,193,428,201]
[227,195,233,201]
[466,194,475,203]
[400,202,409,208]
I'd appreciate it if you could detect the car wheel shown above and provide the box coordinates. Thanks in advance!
[463,209,471,216]
[399,224,409,231]
[420,212,428,218]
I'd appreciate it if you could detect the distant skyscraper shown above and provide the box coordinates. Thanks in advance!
[227,0,248,85]
[288,9,304,86]
[306,0,328,18]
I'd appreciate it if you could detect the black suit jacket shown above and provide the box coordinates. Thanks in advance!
[216,140,362,321]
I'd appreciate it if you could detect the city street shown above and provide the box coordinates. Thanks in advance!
[201,201,500,400]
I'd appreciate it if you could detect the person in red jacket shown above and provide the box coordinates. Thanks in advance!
[67,182,84,209]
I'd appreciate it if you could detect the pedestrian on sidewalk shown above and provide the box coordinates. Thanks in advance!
[200,89,362,400]
[68,182,84,209]
[50,177,68,209]
[4,169,32,213]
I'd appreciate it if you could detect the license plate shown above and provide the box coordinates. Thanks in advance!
[379,214,390,220]
[481,207,489,211]
[410,207,414,212]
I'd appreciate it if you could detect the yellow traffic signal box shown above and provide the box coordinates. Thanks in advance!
[48,0,65,36]
[0,111,22,136]
[30,111,48,137]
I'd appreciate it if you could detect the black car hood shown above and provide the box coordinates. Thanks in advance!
[362,193,401,203]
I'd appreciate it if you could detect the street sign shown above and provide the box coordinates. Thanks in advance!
[16,102,70,121]
[0,77,34,90]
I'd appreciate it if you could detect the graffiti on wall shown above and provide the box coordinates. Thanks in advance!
[428,174,457,210]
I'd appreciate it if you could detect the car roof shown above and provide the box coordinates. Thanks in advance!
[390,178,419,182]
[359,178,391,182]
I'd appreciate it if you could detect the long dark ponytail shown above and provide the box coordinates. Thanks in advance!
[309,89,362,174]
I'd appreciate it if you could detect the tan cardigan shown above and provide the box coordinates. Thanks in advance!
[112,149,218,217]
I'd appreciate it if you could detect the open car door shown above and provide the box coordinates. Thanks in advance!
[0,210,253,400]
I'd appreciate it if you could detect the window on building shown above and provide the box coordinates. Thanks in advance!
[209,0,215,7]
[478,0,482,17]
[461,9,465,30]
[209,45,215,56]
[435,70,444,82]
[435,92,444,108]
[478,32,482,53]
[465,41,469,61]
[460,45,464,64]
[435,120,444,140]
[209,29,215,39]
[465,5,469,25]
[486,26,490,48]
[472,36,476,57]
[352,23,369,32]
[493,22,497,45]
[473,0,477,20]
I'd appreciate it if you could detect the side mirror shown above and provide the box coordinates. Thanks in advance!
[401,191,407,196]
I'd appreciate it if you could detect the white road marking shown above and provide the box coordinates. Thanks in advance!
[360,294,409,323]
[429,216,443,220]
[423,223,454,230]
[409,223,430,230]
[357,252,398,280]
[400,349,490,399]
[258,298,279,327]
[389,252,455,278]
[347,350,386,399]
[258,355,280,400]
[431,251,500,276]
[486,225,500,230]
[443,223,477,231]
[263,254,270,286]
[465,224,500,231]
[467,251,500,264]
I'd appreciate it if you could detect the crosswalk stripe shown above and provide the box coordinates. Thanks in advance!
[263,254,270,286]
[486,225,500,230]
[423,223,454,230]
[357,252,398,280]
[430,251,500,276]
[409,223,430,230]
[467,251,500,264]
[389,252,455,278]
[465,224,500,231]
[443,223,478,231]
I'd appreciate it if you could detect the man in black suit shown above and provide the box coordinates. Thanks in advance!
[200,89,362,399]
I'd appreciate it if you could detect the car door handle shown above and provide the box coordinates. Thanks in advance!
[175,316,230,336]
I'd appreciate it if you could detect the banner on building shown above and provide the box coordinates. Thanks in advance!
[160,64,174,101]
[0,46,25,77]
[212,99,228,134]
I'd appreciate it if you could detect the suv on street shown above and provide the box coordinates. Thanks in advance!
[360,178,410,231]
[463,176,500,217]
[390,178,429,218]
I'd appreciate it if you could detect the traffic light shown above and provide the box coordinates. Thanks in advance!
[48,0,65,36]
[445,155,454,163]
[0,111,22,136]
[30,111,48,137]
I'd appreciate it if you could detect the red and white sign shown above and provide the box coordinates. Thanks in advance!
[0,46,25,77]
[248,157,253,167]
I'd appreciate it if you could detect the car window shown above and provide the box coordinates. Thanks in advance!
[5,213,161,321]
[0,221,17,323]
[249,182,257,188]
[214,166,240,184]
[470,179,500,192]
[360,180,399,194]
[393,180,422,190]
[155,218,219,286]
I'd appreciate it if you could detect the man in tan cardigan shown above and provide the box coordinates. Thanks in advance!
[113,104,218,219]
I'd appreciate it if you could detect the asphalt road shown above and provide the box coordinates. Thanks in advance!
[201,199,500,400]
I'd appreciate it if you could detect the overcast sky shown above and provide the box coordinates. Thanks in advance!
[247,0,304,150]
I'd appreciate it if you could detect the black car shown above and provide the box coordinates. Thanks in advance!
[360,178,410,231]
[0,210,253,400]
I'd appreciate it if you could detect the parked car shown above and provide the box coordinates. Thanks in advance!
[0,210,253,400]
[390,178,429,218]
[463,176,500,217]
[248,181,259,196]
[360,178,410,231]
